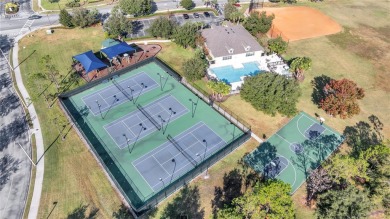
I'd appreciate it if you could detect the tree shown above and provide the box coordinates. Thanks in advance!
[240,73,301,116]
[183,50,208,81]
[306,168,333,203]
[119,0,152,16]
[289,57,312,81]
[316,186,371,219]
[72,8,100,28]
[268,36,288,54]
[319,78,365,119]
[147,16,177,39]
[324,154,369,185]
[59,9,74,28]
[207,80,231,101]
[180,0,194,10]
[103,7,133,38]
[243,12,274,36]
[174,22,199,48]
[39,55,61,91]
[161,185,204,218]
[217,180,295,219]
[224,4,238,22]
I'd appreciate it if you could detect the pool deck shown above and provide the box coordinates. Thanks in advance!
[208,54,291,92]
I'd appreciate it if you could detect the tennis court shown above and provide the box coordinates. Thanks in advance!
[59,58,250,212]
[82,72,158,116]
[245,112,343,193]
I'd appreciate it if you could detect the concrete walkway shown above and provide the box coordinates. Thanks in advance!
[12,31,45,219]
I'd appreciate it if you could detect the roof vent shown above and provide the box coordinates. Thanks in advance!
[244,46,251,51]
[228,48,234,54]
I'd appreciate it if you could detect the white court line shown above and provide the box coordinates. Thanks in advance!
[132,122,204,166]
[122,121,136,138]
[301,113,341,137]
[274,133,318,163]
[81,71,148,99]
[82,72,159,115]
[152,154,170,176]
[115,96,190,149]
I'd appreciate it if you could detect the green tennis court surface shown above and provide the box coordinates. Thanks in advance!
[60,58,249,212]
[245,112,343,193]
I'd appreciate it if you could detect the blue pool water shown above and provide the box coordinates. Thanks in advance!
[210,62,264,84]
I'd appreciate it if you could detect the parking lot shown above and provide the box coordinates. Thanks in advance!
[128,12,222,38]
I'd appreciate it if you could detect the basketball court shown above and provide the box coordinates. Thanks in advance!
[253,6,342,41]
[245,112,344,193]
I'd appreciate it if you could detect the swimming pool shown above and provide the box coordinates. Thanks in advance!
[210,62,264,84]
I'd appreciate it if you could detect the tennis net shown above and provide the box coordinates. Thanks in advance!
[112,79,133,102]
[167,134,197,166]
[137,104,162,130]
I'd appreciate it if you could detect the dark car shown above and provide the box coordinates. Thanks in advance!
[203,11,210,17]
[183,14,189,19]
[28,14,42,20]
[193,13,200,18]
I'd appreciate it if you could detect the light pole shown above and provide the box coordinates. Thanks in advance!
[163,108,176,134]
[127,85,135,103]
[202,139,209,179]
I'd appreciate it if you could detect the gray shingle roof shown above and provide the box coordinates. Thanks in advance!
[201,22,264,58]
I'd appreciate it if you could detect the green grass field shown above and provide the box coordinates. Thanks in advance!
[17,0,390,216]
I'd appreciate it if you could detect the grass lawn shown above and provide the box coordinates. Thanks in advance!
[18,27,122,218]
[17,0,389,216]
[40,0,112,11]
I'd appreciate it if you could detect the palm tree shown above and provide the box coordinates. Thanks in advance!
[289,57,312,81]
[207,80,231,101]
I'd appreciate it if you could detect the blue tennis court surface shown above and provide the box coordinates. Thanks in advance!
[82,72,158,116]
[133,122,226,191]
[104,94,188,148]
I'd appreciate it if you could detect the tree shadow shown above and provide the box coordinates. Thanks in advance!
[343,115,383,158]
[0,117,28,151]
[112,203,134,219]
[291,149,316,179]
[244,142,278,175]
[161,185,204,219]
[302,134,341,162]
[211,169,243,217]
[0,93,20,117]
[131,20,144,35]
[0,154,21,191]
[0,34,14,53]
[311,75,332,105]
[67,204,99,219]
[0,73,12,90]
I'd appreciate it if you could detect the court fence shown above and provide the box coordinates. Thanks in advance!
[58,57,252,216]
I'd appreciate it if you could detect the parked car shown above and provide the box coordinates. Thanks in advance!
[193,13,200,18]
[203,11,210,17]
[183,14,190,19]
[28,14,41,20]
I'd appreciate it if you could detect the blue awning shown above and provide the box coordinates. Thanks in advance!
[100,42,135,59]
[73,51,107,73]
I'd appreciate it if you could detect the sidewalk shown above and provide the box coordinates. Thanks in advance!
[12,31,45,219]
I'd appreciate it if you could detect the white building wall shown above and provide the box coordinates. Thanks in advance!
[210,50,264,68]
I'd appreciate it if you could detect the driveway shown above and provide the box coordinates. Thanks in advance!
[128,12,222,38]
[0,35,31,219]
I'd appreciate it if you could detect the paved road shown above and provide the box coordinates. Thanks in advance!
[0,38,31,219]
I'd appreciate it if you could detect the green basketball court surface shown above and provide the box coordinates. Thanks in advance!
[60,58,249,212]
[245,112,343,193]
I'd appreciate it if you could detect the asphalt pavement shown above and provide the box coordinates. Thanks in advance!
[129,11,221,38]
[0,40,31,219]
